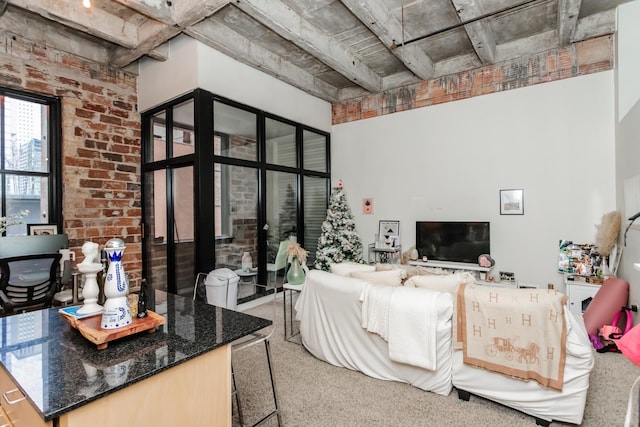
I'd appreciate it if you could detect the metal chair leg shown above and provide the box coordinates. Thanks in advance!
[247,338,281,427]
[264,338,282,426]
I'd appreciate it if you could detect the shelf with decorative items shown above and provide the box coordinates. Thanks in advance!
[408,253,495,281]
[368,244,402,264]
[408,259,490,273]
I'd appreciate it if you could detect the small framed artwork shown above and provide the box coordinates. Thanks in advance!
[378,220,399,237]
[500,189,524,215]
[28,224,58,236]
[499,271,515,283]
[362,198,374,215]
[378,220,400,248]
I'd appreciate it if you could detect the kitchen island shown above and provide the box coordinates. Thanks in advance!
[0,290,270,426]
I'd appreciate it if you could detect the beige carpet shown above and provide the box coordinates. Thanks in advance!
[231,298,640,427]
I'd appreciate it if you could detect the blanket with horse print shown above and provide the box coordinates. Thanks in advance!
[456,283,568,391]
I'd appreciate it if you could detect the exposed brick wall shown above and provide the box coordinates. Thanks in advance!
[0,34,142,286]
[332,35,615,125]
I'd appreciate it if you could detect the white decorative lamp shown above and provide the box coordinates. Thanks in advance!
[101,238,132,329]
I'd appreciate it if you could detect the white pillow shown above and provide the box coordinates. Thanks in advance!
[404,272,475,295]
[330,262,375,276]
[350,269,406,287]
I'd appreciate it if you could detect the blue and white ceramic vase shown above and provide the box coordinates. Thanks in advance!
[101,238,132,329]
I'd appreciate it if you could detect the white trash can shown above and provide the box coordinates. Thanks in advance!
[204,268,239,310]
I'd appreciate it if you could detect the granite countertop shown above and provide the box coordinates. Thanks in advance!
[0,290,271,422]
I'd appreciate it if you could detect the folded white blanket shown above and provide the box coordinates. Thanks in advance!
[388,287,438,371]
[360,284,439,371]
[359,284,392,340]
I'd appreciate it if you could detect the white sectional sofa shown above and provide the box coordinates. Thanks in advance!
[295,267,594,426]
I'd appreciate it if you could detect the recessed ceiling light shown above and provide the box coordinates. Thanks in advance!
[82,0,91,8]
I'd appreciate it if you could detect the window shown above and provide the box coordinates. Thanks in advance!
[213,134,230,238]
[0,88,61,236]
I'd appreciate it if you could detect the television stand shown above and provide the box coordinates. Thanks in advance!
[408,260,491,275]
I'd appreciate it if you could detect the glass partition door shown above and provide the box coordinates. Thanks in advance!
[142,90,330,300]
[142,99,195,295]
[265,171,297,286]
[213,163,258,299]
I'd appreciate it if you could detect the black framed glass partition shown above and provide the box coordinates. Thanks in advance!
[141,89,330,301]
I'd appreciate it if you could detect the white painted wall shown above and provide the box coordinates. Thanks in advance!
[615,0,640,319]
[195,43,331,132]
[137,35,331,131]
[617,1,640,122]
[332,72,616,292]
[138,35,199,112]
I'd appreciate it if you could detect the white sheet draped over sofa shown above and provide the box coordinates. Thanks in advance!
[295,267,595,425]
[296,269,454,396]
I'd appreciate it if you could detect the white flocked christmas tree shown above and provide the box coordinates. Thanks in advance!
[315,180,364,271]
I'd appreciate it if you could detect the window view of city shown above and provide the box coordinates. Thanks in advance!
[1,95,51,235]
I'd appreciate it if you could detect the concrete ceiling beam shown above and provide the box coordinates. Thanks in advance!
[9,0,138,49]
[108,0,228,67]
[558,0,582,44]
[0,6,112,64]
[169,0,229,26]
[112,0,174,24]
[111,25,178,67]
[234,0,381,93]
[451,0,496,64]
[185,19,339,102]
[114,0,228,27]
[573,9,616,41]
[340,0,434,80]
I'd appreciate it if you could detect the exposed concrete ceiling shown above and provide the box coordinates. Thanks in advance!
[0,0,634,102]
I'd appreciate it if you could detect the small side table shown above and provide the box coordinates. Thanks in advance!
[368,244,402,264]
[283,282,304,343]
[234,269,257,285]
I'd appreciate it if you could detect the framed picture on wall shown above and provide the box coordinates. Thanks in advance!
[378,220,399,237]
[378,220,400,247]
[500,189,524,215]
[27,224,58,236]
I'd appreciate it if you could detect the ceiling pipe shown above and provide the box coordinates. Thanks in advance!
[392,0,545,49]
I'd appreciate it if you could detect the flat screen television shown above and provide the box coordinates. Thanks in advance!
[416,221,490,264]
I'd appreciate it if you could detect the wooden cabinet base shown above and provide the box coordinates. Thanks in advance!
[2,345,231,427]
[59,345,231,427]
[0,367,51,427]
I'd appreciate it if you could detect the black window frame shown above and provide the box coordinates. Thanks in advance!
[0,87,62,235]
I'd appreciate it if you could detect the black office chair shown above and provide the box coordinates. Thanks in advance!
[0,253,62,315]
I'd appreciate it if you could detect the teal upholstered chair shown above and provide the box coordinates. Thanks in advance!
[266,241,289,285]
